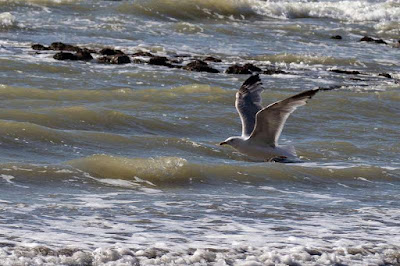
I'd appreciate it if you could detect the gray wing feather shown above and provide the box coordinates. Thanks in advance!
[235,75,264,137]
[249,89,319,146]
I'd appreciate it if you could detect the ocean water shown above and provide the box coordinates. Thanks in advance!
[1,0,400,265]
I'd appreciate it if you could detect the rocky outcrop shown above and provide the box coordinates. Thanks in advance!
[53,52,78,61]
[99,48,124,56]
[31,44,49,50]
[76,51,93,61]
[225,63,261,74]
[203,56,222,63]
[49,42,82,52]
[148,56,174,67]
[359,36,387,45]
[132,51,154,57]
[183,60,219,73]
[329,69,361,75]
[98,54,131,64]
[263,68,288,75]
[379,73,392,79]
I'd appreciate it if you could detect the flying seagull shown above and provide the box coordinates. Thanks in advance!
[220,74,320,162]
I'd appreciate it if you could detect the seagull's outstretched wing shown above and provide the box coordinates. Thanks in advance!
[235,74,264,137]
[249,89,319,146]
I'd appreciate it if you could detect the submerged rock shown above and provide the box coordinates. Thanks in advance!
[98,54,131,64]
[75,51,93,61]
[183,60,219,73]
[329,69,361,75]
[263,68,288,75]
[379,73,392,79]
[111,54,130,64]
[374,39,387,44]
[132,51,154,57]
[53,52,78,61]
[359,36,387,45]
[203,56,222,63]
[99,47,124,56]
[49,42,81,52]
[31,44,49,50]
[225,63,261,74]
[359,36,375,42]
[148,56,173,67]
[331,35,342,40]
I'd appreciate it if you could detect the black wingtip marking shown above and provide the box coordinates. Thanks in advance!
[291,89,320,101]
[239,74,261,94]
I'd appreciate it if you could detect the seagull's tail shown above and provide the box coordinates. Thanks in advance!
[281,145,297,158]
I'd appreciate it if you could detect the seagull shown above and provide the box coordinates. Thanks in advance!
[220,74,320,162]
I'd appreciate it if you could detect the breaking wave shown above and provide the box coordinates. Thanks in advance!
[0,12,16,29]
[64,154,400,187]
[117,0,258,21]
[254,0,400,23]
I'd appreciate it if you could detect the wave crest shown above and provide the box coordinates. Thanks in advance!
[0,12,16,29]
[254,1,400,23]
[118,0,258,21]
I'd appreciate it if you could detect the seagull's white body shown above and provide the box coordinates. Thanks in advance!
[220,74,319,162]
[225,137,296,161]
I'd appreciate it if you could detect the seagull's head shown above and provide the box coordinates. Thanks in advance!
[219,136,243,148]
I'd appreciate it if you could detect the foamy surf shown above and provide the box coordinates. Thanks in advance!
[118,0,258,21]
[0,12,16,28]
[254,0,400,23]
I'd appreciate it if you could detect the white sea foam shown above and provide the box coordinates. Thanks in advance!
[253,0,400,23]
[0,12,16,28]
[0,243,398,265]
[1,174,15,183]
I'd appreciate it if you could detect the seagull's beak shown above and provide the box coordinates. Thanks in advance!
[219,141,227,146]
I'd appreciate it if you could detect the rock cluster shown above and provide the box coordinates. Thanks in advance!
[30,42,288,75]
[30,40,397,81]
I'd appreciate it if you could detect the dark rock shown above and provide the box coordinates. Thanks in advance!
[329,69,361,75]
[31,44,49,50]
[379,73,392,79]
[169,58,183,64]
[172,53,192,58]
[53,52,78,61]
[98,54,131,64]
[226,64,251,74]
[183,60,220,73]
[148,56,173,67]
[111,54,130,64]
[331,35,342,40]
[264,68,288,75]
[359,36,375,42]
[374,38,387,44]
[359,36,387,45]
[132,51,154,57]
[75,51,93,61]
[80,47,97,54]
[99,47,124,56]
[225,63,261,74]
[49,42,81,52]
[204,56,222,63]
[243,63,262,72]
